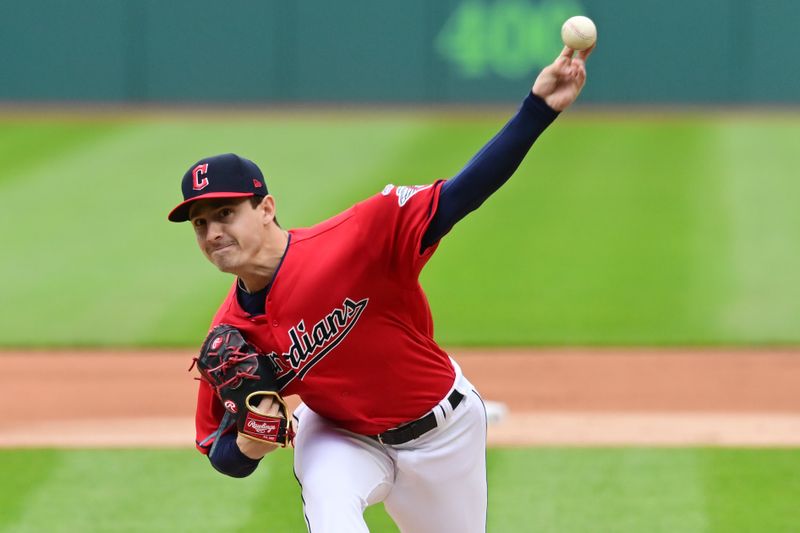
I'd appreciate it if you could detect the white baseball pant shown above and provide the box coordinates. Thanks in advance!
[292,365,487,532]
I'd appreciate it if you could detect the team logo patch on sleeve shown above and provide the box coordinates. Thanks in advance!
[394,185,432,206]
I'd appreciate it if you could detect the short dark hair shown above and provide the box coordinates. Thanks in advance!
[250,195,280,228]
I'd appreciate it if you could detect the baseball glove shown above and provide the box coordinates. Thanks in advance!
[191,324,293,447]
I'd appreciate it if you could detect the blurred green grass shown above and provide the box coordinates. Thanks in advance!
[1,111,799,346]
[1,447,798,532]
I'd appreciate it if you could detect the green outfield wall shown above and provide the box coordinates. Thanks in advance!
[1,0,797,103]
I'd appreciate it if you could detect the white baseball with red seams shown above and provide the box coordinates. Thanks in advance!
[561,16,597,51]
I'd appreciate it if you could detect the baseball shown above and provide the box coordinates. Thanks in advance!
[561,16,597,51]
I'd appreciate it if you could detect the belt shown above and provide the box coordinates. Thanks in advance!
[371,389,465,446]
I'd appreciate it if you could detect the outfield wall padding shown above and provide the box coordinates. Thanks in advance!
[1,0,797,103]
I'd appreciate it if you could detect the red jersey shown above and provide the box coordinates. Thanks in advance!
[195,181,456,453]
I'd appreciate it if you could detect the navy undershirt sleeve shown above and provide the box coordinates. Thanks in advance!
[208,431,262,478]
[421,92,559,250]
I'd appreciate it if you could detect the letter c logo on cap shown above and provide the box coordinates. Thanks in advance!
[192,164,209,191]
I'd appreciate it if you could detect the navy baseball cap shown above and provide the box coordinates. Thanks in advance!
[167,153,267,222]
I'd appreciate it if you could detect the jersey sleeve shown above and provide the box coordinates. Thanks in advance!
[194,290,240,454]
[354,180,445,282]
[194,378,234,455]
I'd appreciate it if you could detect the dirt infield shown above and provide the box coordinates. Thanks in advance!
[2,348,799,447]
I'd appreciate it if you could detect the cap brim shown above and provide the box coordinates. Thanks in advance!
[167,192,255,222]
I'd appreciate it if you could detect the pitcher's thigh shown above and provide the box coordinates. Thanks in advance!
[384,390,488,533]
[293,406,394,533]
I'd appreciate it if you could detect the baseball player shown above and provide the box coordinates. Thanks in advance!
[169,46,591,532]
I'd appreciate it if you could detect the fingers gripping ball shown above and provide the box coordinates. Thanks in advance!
[192,324,293,447]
